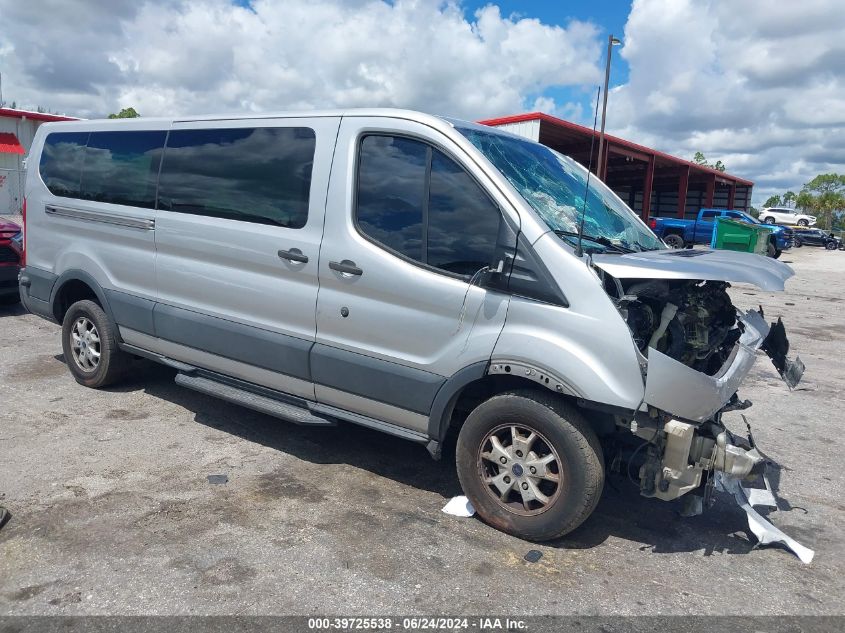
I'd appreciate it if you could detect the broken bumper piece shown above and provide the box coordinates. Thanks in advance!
[644,309,803,422]
[716,472,815,564]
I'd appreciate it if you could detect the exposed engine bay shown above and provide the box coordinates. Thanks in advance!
[596,267,812,561]
[614,278,738,375]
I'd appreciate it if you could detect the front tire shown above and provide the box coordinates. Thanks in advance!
[456,390,604,541]
[797,219,809,227]
[826,241,837,250]
[61,300,129,388]
[766,241,777,258]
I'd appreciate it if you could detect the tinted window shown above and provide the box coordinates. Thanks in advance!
[158,127,315,228]
[356,136,427,261]
[356,135,502,276]
[700,210,719,220]
[80,131,166,208]
[39,132,89,197]
[428,150,500,275]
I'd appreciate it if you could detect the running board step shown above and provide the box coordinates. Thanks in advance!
[175,373,336,426]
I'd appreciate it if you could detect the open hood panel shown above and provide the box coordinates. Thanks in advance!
[591,248,794,291]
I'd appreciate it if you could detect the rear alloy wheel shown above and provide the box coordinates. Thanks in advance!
[797,219,809,227]
[62,300,129,388]
[765,216,776,224]
[456,390,604,541]
[794,238,803,247]
[663,234,685,249]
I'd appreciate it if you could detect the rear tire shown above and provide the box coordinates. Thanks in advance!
[764,216,776,224]
[456,390,604,541]
[61,300,129,388]
[794,238,802,247]
[663,233,685,249]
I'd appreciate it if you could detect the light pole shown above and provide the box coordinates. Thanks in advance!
[596,34,621,181]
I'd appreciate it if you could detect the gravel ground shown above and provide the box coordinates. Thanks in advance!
[0,243,843,616]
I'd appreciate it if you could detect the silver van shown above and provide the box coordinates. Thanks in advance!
[18,109,803,541]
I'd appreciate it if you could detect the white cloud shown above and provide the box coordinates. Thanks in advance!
[610,0,845,203]
[0,0,602,121]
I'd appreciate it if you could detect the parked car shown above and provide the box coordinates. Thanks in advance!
[19,110,804,541]
[793,228,842,250]
[0,220,22,304]
[760,207,816,227]
[649,208,793,257]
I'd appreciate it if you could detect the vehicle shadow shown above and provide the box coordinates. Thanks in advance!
[109,360,795,557]
[0,301,25,317]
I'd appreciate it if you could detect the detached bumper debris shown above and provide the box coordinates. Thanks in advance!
[715,472,814,564]
[442,495,475,517]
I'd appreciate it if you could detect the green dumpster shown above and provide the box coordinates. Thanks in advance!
[711,217,772,255]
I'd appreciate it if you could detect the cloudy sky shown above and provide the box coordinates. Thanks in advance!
[1,0,842,204]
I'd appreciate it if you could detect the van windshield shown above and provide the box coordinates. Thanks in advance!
[456,126,664,253]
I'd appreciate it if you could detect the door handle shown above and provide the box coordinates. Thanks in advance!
[328,259,363,276]
[278,248,309,264]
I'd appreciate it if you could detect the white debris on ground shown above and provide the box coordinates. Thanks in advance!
[442,496,476,517]
[716,472,815,564]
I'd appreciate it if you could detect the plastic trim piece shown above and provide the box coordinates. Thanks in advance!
[45,204,155,231]
[311,343,445,415]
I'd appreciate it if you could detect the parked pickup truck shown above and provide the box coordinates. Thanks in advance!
[648,208,793,258]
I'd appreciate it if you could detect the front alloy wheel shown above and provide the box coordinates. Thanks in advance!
[456,390,604,541]
[798,219,809,226]
[479,424,562,515]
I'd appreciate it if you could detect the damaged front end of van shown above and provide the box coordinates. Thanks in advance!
[592,249,812,561]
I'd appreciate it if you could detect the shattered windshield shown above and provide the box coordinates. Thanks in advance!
[456,126,664,253]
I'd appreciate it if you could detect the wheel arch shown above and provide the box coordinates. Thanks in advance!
[50,270,116,327]
[427,361,597,455]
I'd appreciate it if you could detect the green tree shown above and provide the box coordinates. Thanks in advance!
[692,151,726,172]
[782,190,797,207]
[108,107,140,119]
[797,174,845,230]
[763,194,782,208]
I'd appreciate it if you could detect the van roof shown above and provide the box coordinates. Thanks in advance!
[39,108,474,129]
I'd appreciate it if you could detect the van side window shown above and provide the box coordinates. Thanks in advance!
[39,132,89,198]
[356,134,501,277]
[428,150,500,275]
[158,127,316,228]
[80,131,166,209]
[356,136,427,261]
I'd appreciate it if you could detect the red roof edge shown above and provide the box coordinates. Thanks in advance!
[477,112,754,187]
[0,107,79,123]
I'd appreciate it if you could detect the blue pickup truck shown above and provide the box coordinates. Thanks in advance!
[648,208,793,258]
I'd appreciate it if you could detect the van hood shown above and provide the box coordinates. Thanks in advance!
[591,248,794,291]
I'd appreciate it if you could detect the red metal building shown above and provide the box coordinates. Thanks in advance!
[479,112,753,222]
